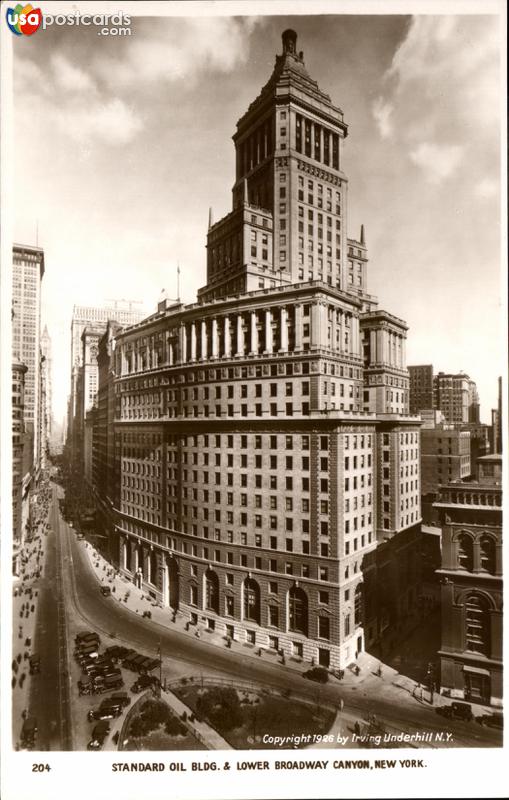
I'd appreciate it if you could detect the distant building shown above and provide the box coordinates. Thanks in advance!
[12,362,28,574]
[12,244,45,471]
[409,365,434,414]
[39,326,52,460]
[67,302,145,460]
[419,409,445,429]
[421,427,471,495]
[75,323,108,474]
[434,454,502,707]
[456,423,490,473]
[91,320,123,562]
[489,377,502,454]
[434,372,479,425]
[420,426,471,526]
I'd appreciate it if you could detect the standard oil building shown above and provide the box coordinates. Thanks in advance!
[106,31,422,669]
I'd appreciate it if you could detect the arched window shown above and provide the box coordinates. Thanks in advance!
[289,587,308,636]
[243,578,260,623]
[205,569,219,614]
[480,536,496,574]
[354,584,363,627]
[465,593,490,655]
[457,533,473,572]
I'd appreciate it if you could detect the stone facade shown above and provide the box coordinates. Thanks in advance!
[434,455,502,706]
[105,30,422,670]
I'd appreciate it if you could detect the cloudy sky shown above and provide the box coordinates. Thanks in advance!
[10,4,503,423]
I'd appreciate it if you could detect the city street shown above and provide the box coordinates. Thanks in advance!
[24,483,71,751]
[44,483,502,751]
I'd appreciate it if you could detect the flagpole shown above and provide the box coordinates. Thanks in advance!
[177,264,180,302]
[158,637,162,698]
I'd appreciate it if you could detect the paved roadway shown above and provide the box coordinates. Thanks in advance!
[28,484,72,750]
[50,484,501,750]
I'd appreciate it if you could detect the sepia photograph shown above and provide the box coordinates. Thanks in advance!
[0,1,506,798]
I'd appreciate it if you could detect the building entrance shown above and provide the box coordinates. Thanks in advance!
[464,671,490,704]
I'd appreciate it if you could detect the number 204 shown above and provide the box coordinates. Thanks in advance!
[32,764,51,772]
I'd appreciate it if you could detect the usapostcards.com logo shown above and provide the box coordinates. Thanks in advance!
[6,5,132,36]
[6,3,42,35]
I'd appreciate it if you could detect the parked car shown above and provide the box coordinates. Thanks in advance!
[75,641,100,658]
[87,720,110,751]
[75,631,100,646]
[82,659,113,676]
[109,692,131,708]
[131,674,159,693]
[121,651,140,671]
[87,705,122,722]
[78,677,94,696]
[100,586,111,597]
[477,712,503,729]
[29,655,40,675]
[93,674,124,693]
[139,657,159,674]
[104,645,128,662]
[131,654,151,673]
[21,717,37,749]
[303,667,329,684]
[438,702,473,722]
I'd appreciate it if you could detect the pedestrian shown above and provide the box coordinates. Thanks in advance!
[339,698,344,712]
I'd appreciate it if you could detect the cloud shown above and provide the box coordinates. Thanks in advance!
[374,16,500,181]
[54,97,143,144]
[475,177,499,199]
[51,54,97,93]
[410,142,464,183]
[372,98,393,138]
[92,17,263,88]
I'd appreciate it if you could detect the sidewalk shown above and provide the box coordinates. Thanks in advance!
[79,539,497,721]
[12,480,52,744]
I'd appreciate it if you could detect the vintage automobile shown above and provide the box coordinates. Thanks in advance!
[109,692,131,708]
[437,702,473,722]
[20,717,38,749]
[87,720,110,751]
[131,674,159,694]
[87,704,122,722]
[104,645,130,663]
[93,673,125,693]
[75,631,100,649]
[29,655,40,675]
[477,711,503,729]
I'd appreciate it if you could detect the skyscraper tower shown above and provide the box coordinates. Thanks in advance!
[109,31,421,669]
[12,244,45,471]
[40,325,52,461]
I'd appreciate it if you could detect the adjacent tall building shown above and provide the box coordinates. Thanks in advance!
[433,372,480,425]
[409,365,434,415]
[67,302,145,465]
[489,376,502,454]
[12,362,28,573]
[408,366,480,425]
[435,455,502,706]
[12,244,45,471]
[103,31,422,669]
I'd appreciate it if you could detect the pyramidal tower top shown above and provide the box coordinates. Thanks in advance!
[199,30,352,303]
